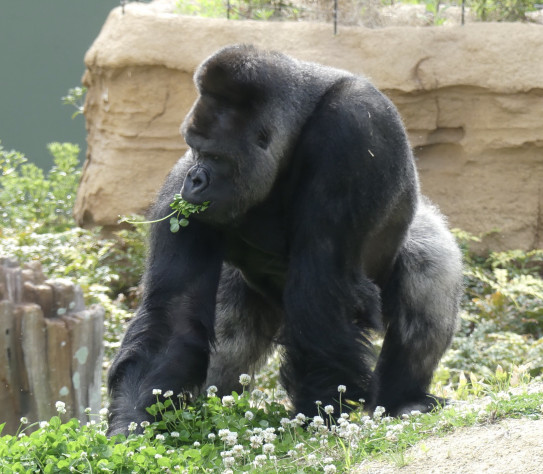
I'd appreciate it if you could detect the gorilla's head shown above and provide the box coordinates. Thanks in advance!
[178,45,315,225]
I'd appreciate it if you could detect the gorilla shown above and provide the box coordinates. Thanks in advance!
[107,44,463,435]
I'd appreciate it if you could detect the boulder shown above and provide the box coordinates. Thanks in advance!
[74,1,543,251]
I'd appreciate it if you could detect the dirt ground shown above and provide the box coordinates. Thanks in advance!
[355,417,543,473]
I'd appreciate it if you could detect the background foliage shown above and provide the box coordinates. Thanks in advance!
[173,0,541,22]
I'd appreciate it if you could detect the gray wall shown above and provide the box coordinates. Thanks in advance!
[0,1,118,169]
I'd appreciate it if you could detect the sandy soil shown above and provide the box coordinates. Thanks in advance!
[355,417,543,474]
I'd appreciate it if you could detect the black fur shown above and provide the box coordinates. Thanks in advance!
[107,45,463,435]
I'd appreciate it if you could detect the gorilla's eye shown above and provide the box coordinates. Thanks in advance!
[257,128,271,149]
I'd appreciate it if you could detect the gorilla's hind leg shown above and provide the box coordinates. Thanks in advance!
[373,199,463,415]
[205,265,283,395]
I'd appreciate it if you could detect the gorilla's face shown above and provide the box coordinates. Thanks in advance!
[180,84,280,225]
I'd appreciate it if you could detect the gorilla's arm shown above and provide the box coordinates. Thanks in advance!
[107,214,223,435]
[280,78,416,415]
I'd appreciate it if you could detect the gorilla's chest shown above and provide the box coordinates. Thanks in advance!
[223,211,289,300]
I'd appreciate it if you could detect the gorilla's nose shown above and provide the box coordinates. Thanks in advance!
[181,165,210,202]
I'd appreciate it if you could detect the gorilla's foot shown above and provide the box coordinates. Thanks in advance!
[382,394,447,417]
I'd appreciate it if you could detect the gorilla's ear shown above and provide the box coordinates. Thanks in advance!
[197,61,260,106]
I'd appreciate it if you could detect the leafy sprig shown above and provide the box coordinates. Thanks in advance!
[121,194,209,233]
[168,194,210,232]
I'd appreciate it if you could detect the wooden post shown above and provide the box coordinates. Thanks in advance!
[0,258,104,433]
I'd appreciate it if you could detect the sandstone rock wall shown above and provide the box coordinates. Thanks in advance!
[74,1,543,251]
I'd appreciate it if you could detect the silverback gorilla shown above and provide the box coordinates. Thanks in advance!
[107,45,463,435]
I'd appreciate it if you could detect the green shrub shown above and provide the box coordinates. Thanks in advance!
[0,141,81,233]
[175,0,299,20]
[469,0,538,21]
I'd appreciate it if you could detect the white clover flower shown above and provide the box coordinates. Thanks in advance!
[222,395,235,407]
[278,426,285,433]
[207,385,218,397]
[193,441,200,447]
[152,388,162,396]
[358,398,365,404]
[84,407,91,415]
[250,434,263,449]
[324,464,337,473]
[140,421,150,428]
[311,415,324,427]
[251,388,264,400]
[223,456,235,468]
[167,449,175,455]
[410,410,422,416]
[128,422,138,432]
[231,444,245,456]
[39,421,49,429]
[239,373,251,386]
[223,470,234,474]
[337,385,346,393]
[218,429,231,440]
[294,413,306,425]
[245,410,254,421]
[164,390,174,398]
[324,405,334,415]
[287,449,296,457]
[295,442,305,450]
[309,437,317,443]
[55,401,66,414]
[20,417,28,424]
[253,454,267,468]
[307,453,317,463]
[155,453,162,459]
[225,431,238,446]
[280,417,290,427]
[263,443,275,454]
[208,433,216,441]
[373,406,386,419]
[156,434,165,441]
[171,431,180,438]
[17,433,26,438]
[99,407,108,417]
[314,400,322,406]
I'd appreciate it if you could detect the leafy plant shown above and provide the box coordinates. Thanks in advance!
[0,141,81,233]
[61,86,87,119]
[122,194,209,233]
[469,0,537,21]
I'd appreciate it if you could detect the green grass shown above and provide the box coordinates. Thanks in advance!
[1,376,542,472]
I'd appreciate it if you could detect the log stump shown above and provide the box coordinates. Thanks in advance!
[0,258,104,434]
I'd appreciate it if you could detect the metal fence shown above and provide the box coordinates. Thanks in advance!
[121,0,543,36]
